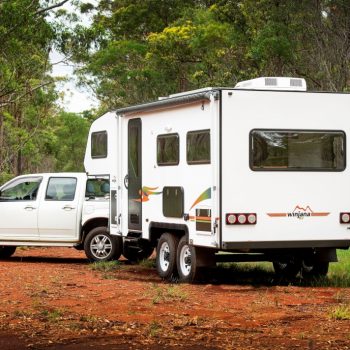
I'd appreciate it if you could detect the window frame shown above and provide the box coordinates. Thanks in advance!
[186,129,211,165]
[91,130,108,159]
[157,133,180,166]
[249,128,346,172]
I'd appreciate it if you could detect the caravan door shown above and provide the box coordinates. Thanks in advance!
[127,118,142,232]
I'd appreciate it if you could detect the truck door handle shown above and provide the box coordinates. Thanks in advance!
[62,205,75,210]
[24,205,36,211]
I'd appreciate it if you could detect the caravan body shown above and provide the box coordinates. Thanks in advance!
[85,78,350,282]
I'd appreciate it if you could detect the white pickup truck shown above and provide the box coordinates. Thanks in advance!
[0,173,122,262]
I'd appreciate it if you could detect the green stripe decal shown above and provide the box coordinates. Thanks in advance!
[189,187,211,211]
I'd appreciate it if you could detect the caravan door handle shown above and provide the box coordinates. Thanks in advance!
[62,205,75,211]
[123,174,129,189]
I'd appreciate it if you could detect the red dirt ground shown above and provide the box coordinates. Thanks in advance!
[0,247,349,349]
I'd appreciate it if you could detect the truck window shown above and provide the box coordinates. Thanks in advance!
[86,178,110,198]
[157,133,179,166]
[0,177,42,201]
[187,129,210,164]
[46,177,77,201]
[250,129,345,171]
[91,131,107,158]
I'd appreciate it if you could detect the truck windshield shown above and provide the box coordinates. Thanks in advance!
[250,129,345,171]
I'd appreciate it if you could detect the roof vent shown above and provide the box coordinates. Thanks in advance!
[265,77,277,86]
[234,77,307,91]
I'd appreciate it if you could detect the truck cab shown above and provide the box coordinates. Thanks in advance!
[0,173,122,262]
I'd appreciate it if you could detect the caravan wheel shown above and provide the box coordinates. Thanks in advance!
[176,236,200,283]
[273,260,301,279]
[156,233,179,280]
[302,261,329,278]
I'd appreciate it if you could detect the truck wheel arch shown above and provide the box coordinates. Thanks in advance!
[82,217,109,243]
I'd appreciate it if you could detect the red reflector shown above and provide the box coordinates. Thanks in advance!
[226,213,257,225]
[226,214,237,224]
[340,212,350,224]
[247,214,257,224]
[238,214,246,224]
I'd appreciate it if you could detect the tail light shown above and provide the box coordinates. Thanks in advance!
[226,213,257,225]
[340,212,350,224]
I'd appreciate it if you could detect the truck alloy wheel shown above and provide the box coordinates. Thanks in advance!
[84,226,122,262]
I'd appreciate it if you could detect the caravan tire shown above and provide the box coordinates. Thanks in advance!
[302,261,329,278]
[273,260,301,279]
[84,227,122,262]
[0,246,16,259]
[177,236,200,283]
[156,233,179,280]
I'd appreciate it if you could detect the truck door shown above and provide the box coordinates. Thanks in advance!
[127,118,142,231]
[0,176,42,240]
[38,176,80,241]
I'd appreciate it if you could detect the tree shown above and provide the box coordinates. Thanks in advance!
[53,111,90,172]
[66,0,350,111]
[0,0,70,182]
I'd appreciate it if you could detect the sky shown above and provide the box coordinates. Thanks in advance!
[50,50,99,113]
[50,0,99,113]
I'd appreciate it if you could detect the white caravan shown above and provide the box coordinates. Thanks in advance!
[85,77,350,282]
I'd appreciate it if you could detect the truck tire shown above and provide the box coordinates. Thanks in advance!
[176,236,201,283]
[84,226,122,262]
[0,246,16,259]
[123,239,154,262]
[156,233,179,280]
[302,261,329,278]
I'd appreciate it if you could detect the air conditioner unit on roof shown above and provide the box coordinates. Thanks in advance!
[234,77,307,91]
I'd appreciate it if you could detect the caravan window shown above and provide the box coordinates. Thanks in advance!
[187,130,210,164]
[91,131,107,158]
[157,133,179,166]
[250,129,345,171]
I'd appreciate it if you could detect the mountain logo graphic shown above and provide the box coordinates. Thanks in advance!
[267,205,330,220]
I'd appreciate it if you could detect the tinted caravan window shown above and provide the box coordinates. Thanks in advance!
[157,133,179,166]
[250,130,345,171]
[187,129,210,164]
[91,131,107,158]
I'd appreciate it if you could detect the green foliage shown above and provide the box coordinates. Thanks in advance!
[330,305,350,320]
[90,260,121,272]
[63,0,350,111]
[90,260,121,280]
[2,0,350,179]
[0,0,75,180]
[146,283,188,305]
[216,249,350,287]
[53,112,90,172]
